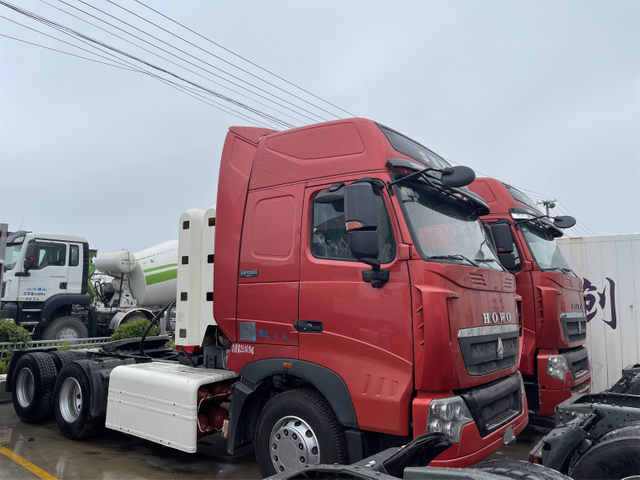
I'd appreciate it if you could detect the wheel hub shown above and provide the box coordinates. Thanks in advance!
[269,416,320,472]
[16,367,35,408]
[59,377,82,423]
[58,328,79,339]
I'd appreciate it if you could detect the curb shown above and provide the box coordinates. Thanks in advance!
[0,374,11,404]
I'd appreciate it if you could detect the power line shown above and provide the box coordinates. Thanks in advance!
[111,0,349,120]
[47,0,301,126]
[68,0,329,123]
[0,13,280,129]
[0,32,135,72]
[1,1,295,129]
[35,0,310,127]
[133,0,355,118]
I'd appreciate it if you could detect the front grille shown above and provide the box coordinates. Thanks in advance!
[561,346,589,380]
[458,324,519,376]
[458,372,523,437]
[560,312,587,342]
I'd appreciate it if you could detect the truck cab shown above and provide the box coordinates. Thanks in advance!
[199,119,528,473]
[1,231,93,338]
[468,178,590,417]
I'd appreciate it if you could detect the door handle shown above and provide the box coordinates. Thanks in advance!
[59,282,67,289]
[293,320,323,333]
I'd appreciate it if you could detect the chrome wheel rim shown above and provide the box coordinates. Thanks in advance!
[58,328,79,339]
[59,377,82,423]
[16,368,35,408]
[269,416,320,472]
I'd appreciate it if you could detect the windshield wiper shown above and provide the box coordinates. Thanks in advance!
[428,254,479,267]
[475,258,499,264]
[541,266,567,273]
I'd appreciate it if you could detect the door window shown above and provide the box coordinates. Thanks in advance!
[311,184,395,263]
[70,245,80,267]
[31,242,66,269]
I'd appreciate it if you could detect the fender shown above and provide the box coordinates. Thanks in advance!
[108,308,155,331]
[41,293,92,324]
[227,358,358,454]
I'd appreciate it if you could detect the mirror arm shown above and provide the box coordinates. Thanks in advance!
[387,167,435,188]
[513,214,549,226]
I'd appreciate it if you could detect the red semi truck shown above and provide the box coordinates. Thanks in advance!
[468,178,590,417]
[7,119,528,478]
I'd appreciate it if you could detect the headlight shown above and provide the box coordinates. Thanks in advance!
[546,355,570,381]
[426,396,473,443]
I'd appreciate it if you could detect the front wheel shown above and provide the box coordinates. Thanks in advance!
[254,389,348,478]
[42,316,88,340]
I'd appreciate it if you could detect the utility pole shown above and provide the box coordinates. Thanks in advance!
[0,223,7,298]
[537,199,556,217]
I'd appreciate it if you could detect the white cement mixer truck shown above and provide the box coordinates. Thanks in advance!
[0,231,180,340]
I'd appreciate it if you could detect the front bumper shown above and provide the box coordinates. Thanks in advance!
[536,347,591,416]
[412,373,529,468]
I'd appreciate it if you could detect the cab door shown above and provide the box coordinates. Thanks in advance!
[18,240,68,303]
[298,179,414,436]
[67,243,84,294]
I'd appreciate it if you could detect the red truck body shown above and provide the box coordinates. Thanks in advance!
[213,119,527,468]
[468,178,590,416]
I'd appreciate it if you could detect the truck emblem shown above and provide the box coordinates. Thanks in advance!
[571,303,583,310]
[496,337,504,360]
[482,312,512,324]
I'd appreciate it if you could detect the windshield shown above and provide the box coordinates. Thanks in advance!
[520,222,572,273]
[395,177,502,270]
[4,244,22,271]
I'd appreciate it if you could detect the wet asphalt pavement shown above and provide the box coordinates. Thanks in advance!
[0,402,542,479]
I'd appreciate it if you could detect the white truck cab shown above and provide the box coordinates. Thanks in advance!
[1,231,93,339]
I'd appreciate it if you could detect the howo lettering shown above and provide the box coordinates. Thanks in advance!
[5,119,527,478]
[468,178,591,418]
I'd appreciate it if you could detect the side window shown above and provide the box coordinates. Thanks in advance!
[31,242,66,269]
[512,240,522,272]
[70,245,80,267]
[311,184,395,263]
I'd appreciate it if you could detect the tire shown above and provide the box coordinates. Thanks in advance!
[570,423,640,479]
[254,388,348,478]
[11,352,58,423]
[53,360,104,440]
[42,316,88,340]
[471,460,572,479]
[47,350,83,372]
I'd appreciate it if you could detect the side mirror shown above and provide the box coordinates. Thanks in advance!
[441,166,476,188]
[488,224,514,253]
[23,244,38,271]
[553,215,576,229]
[344,182,379,265]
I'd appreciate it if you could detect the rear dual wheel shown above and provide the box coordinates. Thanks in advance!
[11,352,57,423]
[53,360,103,439]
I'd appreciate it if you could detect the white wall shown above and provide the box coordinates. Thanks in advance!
[557,234,640,392]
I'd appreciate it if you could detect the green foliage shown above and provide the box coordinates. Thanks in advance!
[0,361,7,375]
[0,320,31,344]
[110,318,159,341]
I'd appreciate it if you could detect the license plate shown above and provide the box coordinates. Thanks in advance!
[503,425,516,445]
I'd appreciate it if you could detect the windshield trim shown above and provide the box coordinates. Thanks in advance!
[392,175,504,271]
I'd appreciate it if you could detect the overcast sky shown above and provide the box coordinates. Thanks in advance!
[1,0,638,253]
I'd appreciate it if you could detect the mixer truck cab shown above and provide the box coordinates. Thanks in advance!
[468,178,590,417]
[1,231,179,339]
[1,231,94,338]
[205,118,528,473]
